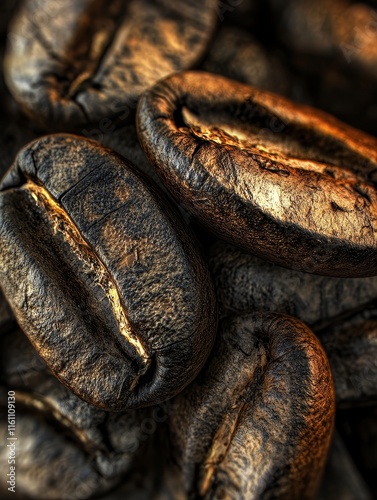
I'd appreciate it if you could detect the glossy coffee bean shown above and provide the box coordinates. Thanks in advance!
[0,134,217,411]
[0,328,156,500]
[208,241,377,329]
[4,0,217,130]
[137,71,377,277]
[168,313,335,499]
[318,313,377,408]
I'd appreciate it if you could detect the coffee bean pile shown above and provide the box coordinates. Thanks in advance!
[0,1,377,499]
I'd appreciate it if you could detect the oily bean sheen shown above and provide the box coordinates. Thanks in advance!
[137,71,377,277]
[208,241,377,329]
[4,0,217,129]
[0,134,217,411]
[168,312,335,500]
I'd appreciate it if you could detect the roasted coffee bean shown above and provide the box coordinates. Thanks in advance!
[168,312,335,499]
[318,314,377,408]
[0,409,142,500]
[317,430,372,500]
[0,134,217,411]
[137,71,377,277]
[4,0,217,130]
[100,124,192,227]
[0,328,152,500]
[208,241,377,328]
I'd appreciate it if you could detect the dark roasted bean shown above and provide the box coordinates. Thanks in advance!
[0,410,143,500]
[137,71,377,277]
[208,241,377,328]
[0,328,154,500]
[4,0,217,130]
[167,312,335,499]
[0,134,217,411]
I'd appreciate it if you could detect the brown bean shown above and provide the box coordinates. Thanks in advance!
[0,328,155,500]
[167,312,335,499]
[0,410,142,500]
[0,134,217,410]
[4,0,217,130]
[137,71,377,277]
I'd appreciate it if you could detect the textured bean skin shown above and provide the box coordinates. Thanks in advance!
[208,241,377,328]
[137,71,377,277]
[208,242,377,407]
[4,0,217,129]
[168,313,335,499]
[0,134,217,411]
[0,329,150,500]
